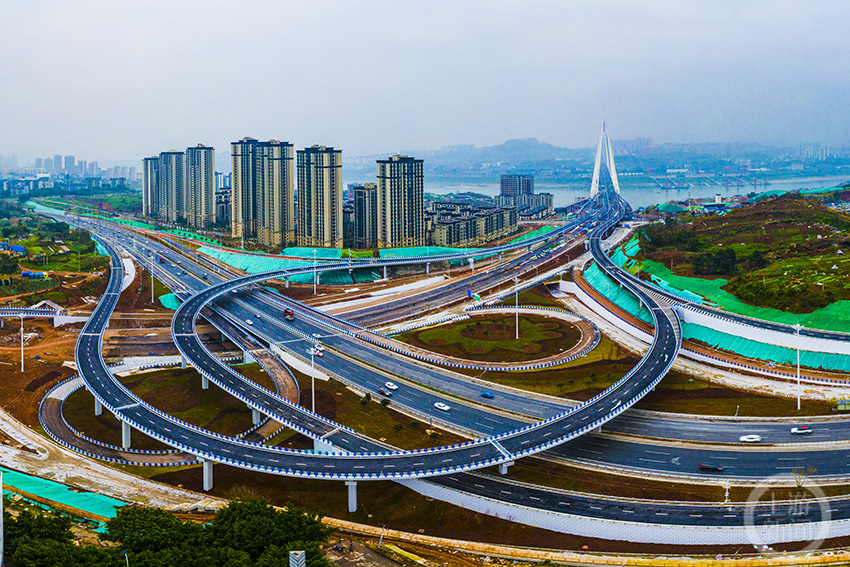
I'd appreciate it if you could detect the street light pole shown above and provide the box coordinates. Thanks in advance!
[514,276,520,340]
[310,348,316,413]
[20,315,24,372]
[795,323,802,411]
[313,249,317,295]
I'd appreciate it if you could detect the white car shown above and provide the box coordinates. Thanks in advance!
[791,426,813,435]
[434,402,450,412]
[739,434,761,443]
[384,381,398,391]
[314,344,325,351]
[312,333,321,339]
[245,319,253,325]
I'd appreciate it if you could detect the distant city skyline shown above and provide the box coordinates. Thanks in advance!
[2,1,849,163]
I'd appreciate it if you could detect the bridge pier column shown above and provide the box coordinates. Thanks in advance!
[121,421,131,449]
[202,459,213,491]
[426,262,430,274]
[345,481,357,513]
[94,398,102,416]
[243,350,255,364]
[468,258,474,272]
[1,318,4,328]
[285,276,290,289]
[251,408,261,425]
[499,253,503,263]
[527,245,532,253]
[201,374,209,390]
[498,461,514,475]
[181,354,187,369]
[383,266,387,279]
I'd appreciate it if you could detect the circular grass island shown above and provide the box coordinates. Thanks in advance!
[394,313,583,364]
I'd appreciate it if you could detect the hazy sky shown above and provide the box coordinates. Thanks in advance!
[2,1,849,164]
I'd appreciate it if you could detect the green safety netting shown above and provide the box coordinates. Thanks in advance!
[657,203,686,213]
[198,247,346,284]
[281,247,341,259]
[682,324,850,373]
[165,229,219,244]
[587,238,850,372]
[0,466,124,521]
[801,186,844,196]
[586,259,850,372]
[617,235,850,332]
[509,225,557,243]
[26,201,65,215]
[352,269,383,283]
[751,185,842,203]
[158,293,182,310]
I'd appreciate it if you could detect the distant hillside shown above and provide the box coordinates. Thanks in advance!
[345,138,592,181]
[424,138,589,167]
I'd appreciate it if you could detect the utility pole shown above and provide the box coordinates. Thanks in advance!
[313,249,318,295]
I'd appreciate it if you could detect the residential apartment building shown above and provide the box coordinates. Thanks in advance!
[500,174,534,199]
[142,144,215,229]
[185,144,216,229]
[376,155,424,248]
[429,205,517,248]
[142,156,159,217]
[231,138,296,248]
[353,183,378,249]
[297,145,342,248]
[159,151,185,223]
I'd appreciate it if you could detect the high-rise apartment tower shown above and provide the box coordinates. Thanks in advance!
[297,146,342,248]
[376,155,424,248]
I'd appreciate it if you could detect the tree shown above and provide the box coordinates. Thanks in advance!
[204,500,333,562]
[103,506,202,553]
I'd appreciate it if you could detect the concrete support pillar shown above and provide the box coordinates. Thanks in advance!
[121,421,131,449]
[527,245,532,253]
[499,253,503,263]
[383,265,387,279]
[285,276,290,289]
[0,318,4,328]
[201,374,209,390]
[243,350,255,364]
[251,408,261,425]
[181,354,187,369]
[426,262,430,274]
[94,398,102,417]
[498,460,514,475]
[345,481,357,513]
[468,258,474,272]
[594,425,602,433]
[202,460,213,492]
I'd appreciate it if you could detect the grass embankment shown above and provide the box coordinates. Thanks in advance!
[62,364,277,450]
[497,283,563,307]
[641,194,850,314]
[395,313,581,363]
